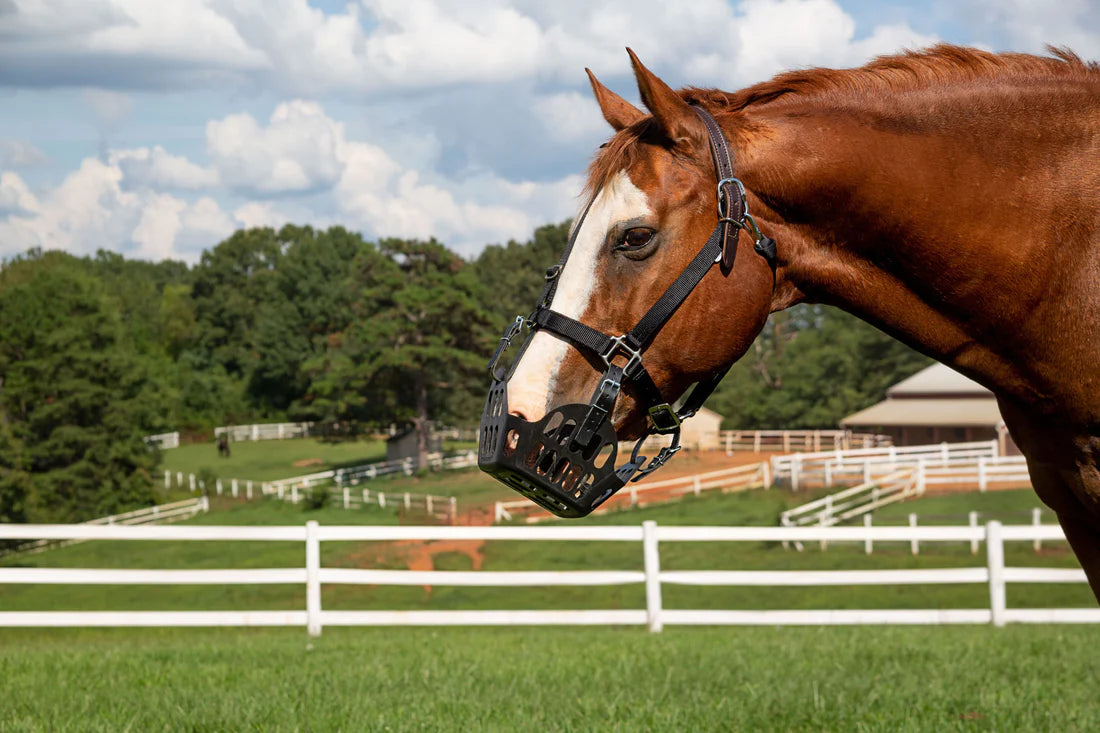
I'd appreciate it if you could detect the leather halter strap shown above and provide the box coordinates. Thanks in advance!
[511,105,776,471]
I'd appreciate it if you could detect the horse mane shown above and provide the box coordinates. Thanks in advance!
[587,45,1098,194]
[682,44,1098,112]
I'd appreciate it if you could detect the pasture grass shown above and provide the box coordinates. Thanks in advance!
[160,437,391,481]
[2,625,1100,731]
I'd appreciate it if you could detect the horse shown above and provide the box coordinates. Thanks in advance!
[479,45,1100,599]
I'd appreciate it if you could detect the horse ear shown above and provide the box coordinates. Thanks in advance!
[626,48,703,147]
[586,68,644,131]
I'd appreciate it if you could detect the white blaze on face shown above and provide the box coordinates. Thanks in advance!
[507,170,651,421]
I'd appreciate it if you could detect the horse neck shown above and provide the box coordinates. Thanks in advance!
[738,84,1100,419]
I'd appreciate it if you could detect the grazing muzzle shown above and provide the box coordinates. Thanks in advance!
[478,106,777,518]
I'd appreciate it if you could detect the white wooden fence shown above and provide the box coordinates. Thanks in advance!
[2,497,209,556]
[494,462,770,523]
[144,432,180,449]
[214,422,316,442]
[772,440,1004,490]
[1,521,1093,635]
[719,429,890,454]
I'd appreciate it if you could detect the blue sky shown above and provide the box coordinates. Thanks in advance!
[0,0,1097,262]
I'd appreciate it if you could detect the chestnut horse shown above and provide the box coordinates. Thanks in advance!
[504,46,1100,597]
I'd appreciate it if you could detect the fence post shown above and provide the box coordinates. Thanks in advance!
[247,481,253,500]
[916,460,926,494]
[164,470,170,490]
[864,513,873,555]
[201,495,210,512]
[791,457,801,492]
[761,461,771,489]
[426,495,432,514]
[231,479,239,498]
[291,485,298,504]
[824,461,832,487]
[725,432,732,455]
[1032,507,1042,553]
[189,474,196,492]
[630,485,638,507]
[978,457,987,492]
[405,492,411,510]
[692,475,701,496]
[909,513,919,555]
[969,511,979,554]
[379,492,387,509]
[177,471,183,490]
[305,520,322,637]
[986,520,1006,627]
[215,478,223,496]
[450,497,457,524]
[642,520,663,633]
[343,488,350,510]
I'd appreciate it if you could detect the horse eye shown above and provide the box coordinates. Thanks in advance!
[622,228,655,248]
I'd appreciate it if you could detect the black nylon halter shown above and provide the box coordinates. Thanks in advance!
[479,105,777,517]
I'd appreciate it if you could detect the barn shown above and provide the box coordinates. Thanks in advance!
[839,363,1016,454]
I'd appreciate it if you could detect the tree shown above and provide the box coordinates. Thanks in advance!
[707,305,932,429]
[0,252,161,522]
[472,220,570,324]
[309,239,493,465]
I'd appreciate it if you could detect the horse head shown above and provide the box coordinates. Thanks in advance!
[479,50,778,516]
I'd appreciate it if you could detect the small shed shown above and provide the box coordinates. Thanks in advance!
[386,427,442,466]
[631,406,725,453]
[840,363,1016,454]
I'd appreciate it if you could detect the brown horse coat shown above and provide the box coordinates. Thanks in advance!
[520,45,1100,598]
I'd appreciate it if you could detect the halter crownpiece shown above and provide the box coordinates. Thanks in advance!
[478,106,777,517]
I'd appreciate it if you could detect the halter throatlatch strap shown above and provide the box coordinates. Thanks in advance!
[477,103,778,518]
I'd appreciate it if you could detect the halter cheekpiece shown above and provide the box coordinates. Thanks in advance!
[477,106,777,517]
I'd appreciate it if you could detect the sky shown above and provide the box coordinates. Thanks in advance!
[0,0,1097,263]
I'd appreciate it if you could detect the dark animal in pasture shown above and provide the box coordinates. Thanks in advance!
[217,434,231,459]
[480,46,1100,600]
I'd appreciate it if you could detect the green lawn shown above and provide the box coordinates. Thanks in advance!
[160,437,390,482]
[3,625,1100,731]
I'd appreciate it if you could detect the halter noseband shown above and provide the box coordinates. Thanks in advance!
[478,106,777,517]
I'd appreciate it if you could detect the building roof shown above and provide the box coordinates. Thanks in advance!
[887,363,991,399]
[840,397,1002,427]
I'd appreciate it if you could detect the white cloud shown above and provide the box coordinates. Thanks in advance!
[0,171,40,215]
[956,0,1100,59]
[206,101,346,194]
[110,146,219,190]
[0,0,942,94]
[233,201,290,231]
[0,139,47,168]
[533,92,607,143]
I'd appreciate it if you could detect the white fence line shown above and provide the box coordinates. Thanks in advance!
[0,521,1091,634]
[144,431,180,450]
[2,497,209,557]
[772,440,1004,490]
[214,422,316,442]
[719,429,890,454]
[494,462,770,523]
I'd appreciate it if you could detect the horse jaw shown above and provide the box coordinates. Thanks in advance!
[507,170,651,423]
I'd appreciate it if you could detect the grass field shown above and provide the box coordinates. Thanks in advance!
[3,625,1100,731]
[3,484,1098,730]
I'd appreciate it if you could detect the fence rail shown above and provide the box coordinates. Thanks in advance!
[1,520,1092,635]
[214,422,316,442]
[719,429,890,454]
[144,431,180,449]
[772,440,1004,490]
[494,462,769,523]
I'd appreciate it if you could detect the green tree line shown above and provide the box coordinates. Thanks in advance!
[0,221,928,522]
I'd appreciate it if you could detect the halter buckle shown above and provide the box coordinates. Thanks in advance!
[601,335,643,376]
[716,176,747,221]
[647,403,681,434]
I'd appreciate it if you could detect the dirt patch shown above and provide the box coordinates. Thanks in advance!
[293,458,324,468]
[346,539,486,593]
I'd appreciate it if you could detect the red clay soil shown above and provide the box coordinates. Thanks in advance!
[348,450,777,585]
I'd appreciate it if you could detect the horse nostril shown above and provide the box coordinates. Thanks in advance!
[509,409,528,421]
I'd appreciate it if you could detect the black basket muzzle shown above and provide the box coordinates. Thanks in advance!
[478,379,645,517]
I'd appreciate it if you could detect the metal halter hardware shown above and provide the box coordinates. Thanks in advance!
[477,105,778,518]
